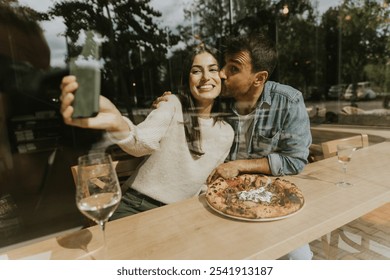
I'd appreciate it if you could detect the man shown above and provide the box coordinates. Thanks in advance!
[207,33,311,182]
[213,33,312,260]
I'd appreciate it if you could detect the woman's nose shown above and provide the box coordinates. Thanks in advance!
[201,72,210,81]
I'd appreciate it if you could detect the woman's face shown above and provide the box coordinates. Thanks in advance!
[189,52,221,103]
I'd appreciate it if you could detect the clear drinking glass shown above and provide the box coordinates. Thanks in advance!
[336,144,356,187]
[76,153,121,257]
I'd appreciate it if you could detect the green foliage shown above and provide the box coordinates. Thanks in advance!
[182,0,319,94]
[321,0,389,88]
[365,63,390,93]
[8,0,389,102]
[181,0,389,97]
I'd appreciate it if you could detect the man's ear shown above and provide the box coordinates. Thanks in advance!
[254,71,268,87]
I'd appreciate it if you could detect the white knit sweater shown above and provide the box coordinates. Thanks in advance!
[110,95,234,204]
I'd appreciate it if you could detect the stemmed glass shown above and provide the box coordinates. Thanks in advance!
[76,153,121,257]
[336,144,357,187]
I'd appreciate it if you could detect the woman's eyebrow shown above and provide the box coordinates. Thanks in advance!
[191,63,219,68]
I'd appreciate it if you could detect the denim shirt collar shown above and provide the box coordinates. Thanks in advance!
[259,81,274,108]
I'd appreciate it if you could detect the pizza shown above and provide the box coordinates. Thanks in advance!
[205,174,304,220]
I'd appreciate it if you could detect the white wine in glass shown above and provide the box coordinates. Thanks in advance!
[336,144,356,187]
[76,153,121,257]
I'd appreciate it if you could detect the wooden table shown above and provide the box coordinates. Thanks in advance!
[2,142,390,260]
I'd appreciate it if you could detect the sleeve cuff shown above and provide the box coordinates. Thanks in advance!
[106,116,136,145]
[267,153,284,176]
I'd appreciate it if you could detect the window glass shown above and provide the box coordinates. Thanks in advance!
[0,0,389,248]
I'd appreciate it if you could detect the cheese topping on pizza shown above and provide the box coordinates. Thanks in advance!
[237,187,273,203]
[205,174,304,220]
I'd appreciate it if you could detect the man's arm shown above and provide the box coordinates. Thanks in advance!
[207,158,271,183]
[267,95,311,176]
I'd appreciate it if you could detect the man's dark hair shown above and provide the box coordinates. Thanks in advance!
[225,33,278,77]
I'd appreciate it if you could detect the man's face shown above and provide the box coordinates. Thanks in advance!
[219,51,257,101]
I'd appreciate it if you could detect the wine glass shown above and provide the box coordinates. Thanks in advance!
[336,144,357,187]
[76,153,121,257]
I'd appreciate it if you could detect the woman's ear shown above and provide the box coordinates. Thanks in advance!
[254,71,268,87]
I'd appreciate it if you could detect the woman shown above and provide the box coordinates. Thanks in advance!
[60,45,234,220]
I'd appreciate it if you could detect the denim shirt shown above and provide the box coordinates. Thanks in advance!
[227,81,312,176]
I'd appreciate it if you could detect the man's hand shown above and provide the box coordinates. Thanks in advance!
[151,91,172,109]
[207,158,272,184]
[207,162,240,183]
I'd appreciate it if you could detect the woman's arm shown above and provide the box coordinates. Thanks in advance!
[108,95,179,157]
[61,75,178,157]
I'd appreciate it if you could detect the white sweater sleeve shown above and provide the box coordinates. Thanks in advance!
[107,95,178,157]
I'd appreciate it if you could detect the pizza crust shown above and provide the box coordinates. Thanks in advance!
[206,174,304,220]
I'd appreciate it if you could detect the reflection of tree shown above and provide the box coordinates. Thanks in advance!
[234,0,317,93]
[322,1,389,91]
[48,0,179,111]
[182,0,231,46]
[270,0,317,93]
[177,0,389,99]
[181,0,318,95]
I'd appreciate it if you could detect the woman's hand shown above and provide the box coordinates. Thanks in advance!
[60,75,129,134]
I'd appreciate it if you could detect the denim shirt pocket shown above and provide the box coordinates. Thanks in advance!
[252,130,281,157]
